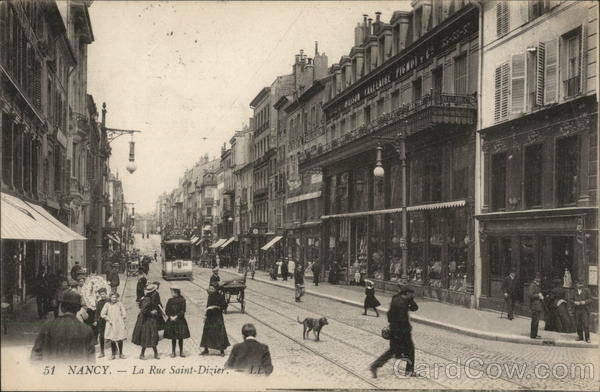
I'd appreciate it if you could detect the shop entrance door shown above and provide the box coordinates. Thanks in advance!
[551,236,575,284]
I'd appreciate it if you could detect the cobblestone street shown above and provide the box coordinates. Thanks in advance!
[2,236,598,390]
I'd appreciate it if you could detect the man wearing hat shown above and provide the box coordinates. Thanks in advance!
[502,270,519,320]
[572,281,592,342]
[370,284,419,378]
[210,268,221,287]
[528,273,544,339]
[31,290,96,362]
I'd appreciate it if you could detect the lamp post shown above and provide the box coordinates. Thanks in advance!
[373,130,408,284]
[95,103,141,275]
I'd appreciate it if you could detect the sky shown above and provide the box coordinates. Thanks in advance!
[87,1,410,214]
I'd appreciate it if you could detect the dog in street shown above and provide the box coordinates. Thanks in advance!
[297,316,328,341]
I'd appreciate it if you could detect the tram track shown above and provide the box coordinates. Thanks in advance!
[219,271,533,390]
[185,275,383,389]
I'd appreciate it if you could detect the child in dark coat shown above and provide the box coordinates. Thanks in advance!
[363,280,381,317]
[164,287,190,357]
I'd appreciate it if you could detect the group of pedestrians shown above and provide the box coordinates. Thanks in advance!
[502,271,593,342]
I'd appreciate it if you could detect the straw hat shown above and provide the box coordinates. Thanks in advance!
[144,283,158,293]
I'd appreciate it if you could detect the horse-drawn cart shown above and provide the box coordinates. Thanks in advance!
[220,274,246,313]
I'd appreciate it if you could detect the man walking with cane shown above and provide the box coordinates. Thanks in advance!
[502,270,518,320]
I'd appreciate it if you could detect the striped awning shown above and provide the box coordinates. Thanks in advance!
[261,236,283,251]
[1,192,85,242]
[220,237,235,249]
[210,238,227,248]
[106,233,121,244]
[190,235,199,244]
[321,200,466,220]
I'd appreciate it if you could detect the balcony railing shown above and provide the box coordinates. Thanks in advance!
[300,92,476,164]
[564,76,580,98]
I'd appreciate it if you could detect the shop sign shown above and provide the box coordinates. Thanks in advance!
[329,8,477,116]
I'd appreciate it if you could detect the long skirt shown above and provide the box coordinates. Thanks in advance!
[164,317,191,340]
[131,315,159,348]
[364,295,381,309]
[555,303,576,333]
[200,309,230,350]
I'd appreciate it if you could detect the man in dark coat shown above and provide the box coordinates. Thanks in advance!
[31,290,96,362]
[35,269,50,319]
[528,274,544,339]
[107,264,120,294]
[370,285,419,378]
[573,281,592,342]
[501,270,518,320]
[225,323,273,375]
[210,268,221,287]
[281,258,289,281]
[311,261,321,286]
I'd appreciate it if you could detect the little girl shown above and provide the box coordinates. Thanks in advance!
[362,280,380,317]
[101,292,127,359]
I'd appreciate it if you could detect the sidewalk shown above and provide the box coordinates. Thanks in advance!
[223,268,597,348]
[1,273,128,348]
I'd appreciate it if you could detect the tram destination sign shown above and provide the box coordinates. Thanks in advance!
[326,7,478,117]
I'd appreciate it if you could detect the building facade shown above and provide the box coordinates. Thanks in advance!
[476,0,598,318]
[300,1,479,306]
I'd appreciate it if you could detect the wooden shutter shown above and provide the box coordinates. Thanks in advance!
[543,38,558,104]
[511,54,526,113]
[536,41,545,106]
[443,57,454,94]
[494,63,510,122]
[579,25,586,94]
[496,1,509,37]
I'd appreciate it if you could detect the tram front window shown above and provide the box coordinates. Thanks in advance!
[165,245,191,260]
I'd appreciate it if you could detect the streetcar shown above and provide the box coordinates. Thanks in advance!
[161,239,193,280]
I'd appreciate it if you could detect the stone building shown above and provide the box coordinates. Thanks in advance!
[476,1,598,321]
[300,1,479,306]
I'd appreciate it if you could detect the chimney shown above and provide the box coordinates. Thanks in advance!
[363,14,368,42]
[355,22,363,46]
[375,11,381,22]
[315,41,319,56]
[368,18,373,36]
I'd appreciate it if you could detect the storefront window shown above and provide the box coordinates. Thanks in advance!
[373,169,386,210]
[448,208,468,292]
[427,211,445,288]
[389,214,403,281]
[337,173,349,213]
[519,237,536,296]
[453,144,469,199]
[390,163,402,208]
[351,219,368,281]
[370,215,385,279]
[352,167,369,212]
[328,175,337,214]
[408,211,426,284]
[307,237,320,264]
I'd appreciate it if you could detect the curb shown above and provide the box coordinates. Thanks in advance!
[221,269,597,349]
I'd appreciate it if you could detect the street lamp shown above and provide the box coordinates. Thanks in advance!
[95,103,142,275]
[373,130,408,284]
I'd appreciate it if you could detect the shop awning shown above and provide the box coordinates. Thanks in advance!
[106,233,121,245]
[220,237,235,249]
[27,202,86,241]
[321,200,466,219]
[1,192,84,242]
[210,238,227,248]
[261,236,283,251]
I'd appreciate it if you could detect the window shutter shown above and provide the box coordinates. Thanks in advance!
[579,25,586,93]
[496,2,509,37]
[543,38,558,104]
[494,66,502,122]
[443,57,454,94]
[511,53,526,113]
[536,42,545,106]
[501,63,510,119]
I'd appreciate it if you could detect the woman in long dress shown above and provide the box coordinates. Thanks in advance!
[164,287,190,357]
[101,292,127,359]
[132,284,160,359]
[200,285,230,356]
[363,280,381,317]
